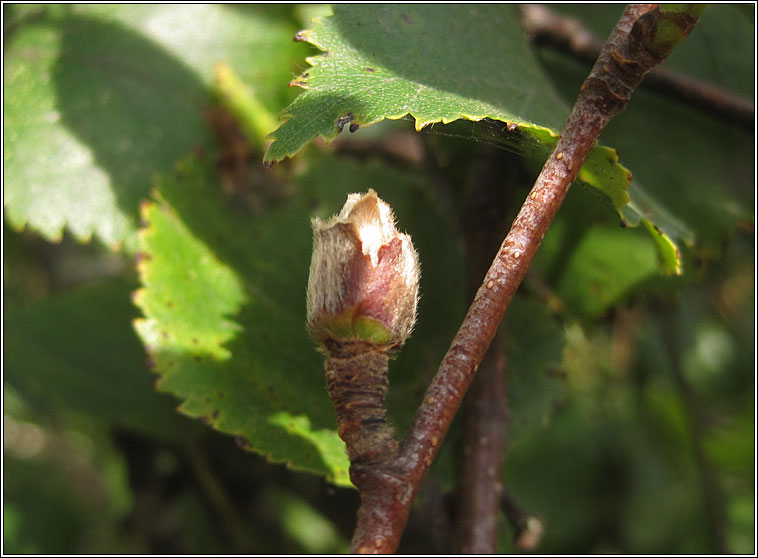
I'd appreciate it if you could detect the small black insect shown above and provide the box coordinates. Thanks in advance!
[336,112,354,132]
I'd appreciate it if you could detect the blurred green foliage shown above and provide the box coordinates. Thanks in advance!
[3,4,753,554]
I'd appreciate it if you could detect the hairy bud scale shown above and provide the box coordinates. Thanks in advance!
[307,189,420,348]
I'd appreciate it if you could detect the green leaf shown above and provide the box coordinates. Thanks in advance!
[4,279,191,439]
[556,225,660,318]
[622,184,693,276]
[131,149,473,485]
[133,155,350,485]
[263,5,689,271]
[266,4,569,164]
[507,296,566,438]
[608,86,752,260]
[4,21,137,249]
[3,5,302,251]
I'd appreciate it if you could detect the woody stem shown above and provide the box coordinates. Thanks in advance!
[347,4,703,554]
[324,341,398,465]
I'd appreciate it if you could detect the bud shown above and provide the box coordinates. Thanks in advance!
[307,189,420,348]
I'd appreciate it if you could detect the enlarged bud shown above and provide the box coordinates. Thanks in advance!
[307,189,420,348]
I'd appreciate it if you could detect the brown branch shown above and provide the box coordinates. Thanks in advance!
[455,146,517,553]
[348,4,703,553]
[456,335,508,553]
[521,4,754,131]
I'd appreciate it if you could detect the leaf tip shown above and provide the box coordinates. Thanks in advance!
[413,118,432,132]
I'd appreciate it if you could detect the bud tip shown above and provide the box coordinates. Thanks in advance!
[307,190,420,348]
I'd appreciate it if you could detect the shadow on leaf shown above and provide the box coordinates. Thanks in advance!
[52,14,210,236]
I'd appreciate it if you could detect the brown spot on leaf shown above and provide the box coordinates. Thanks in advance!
[134,251,152,264]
